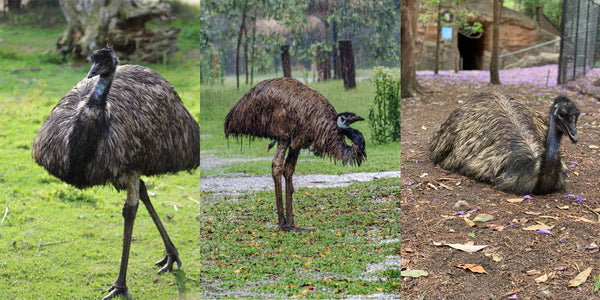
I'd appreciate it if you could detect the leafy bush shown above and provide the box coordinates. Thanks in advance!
[368,67,400,144]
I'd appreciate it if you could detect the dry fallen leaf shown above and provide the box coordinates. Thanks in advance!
[535,273,549,283]
[523,223,554,231]
[401,269,429,278]
[568,267,592,287]
[589,145,599,149]
[433,241,488,253]
[456,264,488,274]
[506,198,523,203]
[464,216,476,227]
[473,213,495,222]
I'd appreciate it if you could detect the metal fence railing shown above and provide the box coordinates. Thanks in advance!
[558,0,600,84]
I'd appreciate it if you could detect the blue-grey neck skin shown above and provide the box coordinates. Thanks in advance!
[546,107,563,160]
[90,73,114,107]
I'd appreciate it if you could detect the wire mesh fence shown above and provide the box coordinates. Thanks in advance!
[558,0,600,84]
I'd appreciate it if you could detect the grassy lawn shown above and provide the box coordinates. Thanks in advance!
[0,6,201,300]
[200,59,401,297]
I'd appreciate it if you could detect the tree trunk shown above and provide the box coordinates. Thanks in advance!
[332,20,340,79]
[315,44,331,81]
[57,0,179,63]
[490,0,502,85]
[281,45,291,78]
[434,2,441,75]
[8,0,21,10]
[401,0,424,98]
[250,16,257,86]
[235,0,248,89]
[339,40,356,89]
[243,24,249,85]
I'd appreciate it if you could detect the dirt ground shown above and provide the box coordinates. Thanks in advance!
[401,65,600,299]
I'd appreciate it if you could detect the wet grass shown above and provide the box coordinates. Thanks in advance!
[200,73,401,177]
[200,177,401,298]
[0,7,200,299]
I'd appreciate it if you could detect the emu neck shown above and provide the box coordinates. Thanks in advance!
[545,114,563,161]
[90,73,114,107]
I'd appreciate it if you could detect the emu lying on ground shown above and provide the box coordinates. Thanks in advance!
[32,45,199,300]
[429,90,579,195]
[224,77,366,231]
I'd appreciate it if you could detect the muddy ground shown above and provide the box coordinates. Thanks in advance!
[401,65,600,299]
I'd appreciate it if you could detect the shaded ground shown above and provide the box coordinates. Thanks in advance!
[401,65,600,299]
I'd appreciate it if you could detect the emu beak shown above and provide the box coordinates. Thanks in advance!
[346,114,365,125]
[566,123,578,143]
[87,62,100,78]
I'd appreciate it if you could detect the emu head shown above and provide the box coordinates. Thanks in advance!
[552,96,579,143]
[336,112,364,129]
[87,45,119,78]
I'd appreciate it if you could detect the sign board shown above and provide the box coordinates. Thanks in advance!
[442,27,453,40]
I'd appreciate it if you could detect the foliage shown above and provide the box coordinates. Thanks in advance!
[368,67,401,144]
[200,178,401,298]
[504,0,563,26]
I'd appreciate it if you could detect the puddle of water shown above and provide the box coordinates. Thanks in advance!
[201,171,401,194]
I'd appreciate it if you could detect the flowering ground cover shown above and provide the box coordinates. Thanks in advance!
[401,65,600,299]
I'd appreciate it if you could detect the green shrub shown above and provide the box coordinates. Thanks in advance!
[368,67,400,144]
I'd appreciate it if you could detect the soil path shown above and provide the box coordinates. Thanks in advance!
[201,170,401,194]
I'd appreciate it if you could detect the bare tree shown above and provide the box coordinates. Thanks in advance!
[490,0,503,85]
[401,0,424,98]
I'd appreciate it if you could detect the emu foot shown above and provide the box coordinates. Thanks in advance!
[280,225,315,232]
[102,284,130,300]
[155,251,182,274]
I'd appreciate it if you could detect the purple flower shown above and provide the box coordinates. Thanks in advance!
[406,180,413,186]
[467,208,479,213]
[564,194,576,198]
[570,161,579,166]
[559,237,568,243]
[537,229,553,235]
[508,221,515,228]
[412,141,418,145]
[453,211,466,216]
[523,195,532,200]
[508,294,517,300]
[574,196,586,202]
[584,245,598,250]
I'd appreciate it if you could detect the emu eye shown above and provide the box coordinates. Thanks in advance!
[105,61,111,66]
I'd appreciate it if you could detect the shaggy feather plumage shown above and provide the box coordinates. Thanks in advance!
[32,64,199,190]
[31,45,199,300]
[224,77,365,231]
[224,77,366,166]
[430,90,579,195]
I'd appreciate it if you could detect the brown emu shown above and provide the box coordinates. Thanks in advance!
[224,77,366,231]
[32,46,199,300]
[429,90,579,195]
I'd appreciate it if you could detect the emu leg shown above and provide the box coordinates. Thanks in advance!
[103,178,140,300]
[139,180,181,274]
[272,142,288,229]
[282,148,312,232]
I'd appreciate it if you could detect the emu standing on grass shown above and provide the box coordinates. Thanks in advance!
[429,90,579,195]
[224,77,366,231]
[32,46,199,299]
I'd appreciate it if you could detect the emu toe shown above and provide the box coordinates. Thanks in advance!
[155,251,182,274]
[102,284,130,300]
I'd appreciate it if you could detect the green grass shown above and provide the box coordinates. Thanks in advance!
[200,178,401,298]
[0,6,200,299]
[200,73,401,177]
[200,65,401,297]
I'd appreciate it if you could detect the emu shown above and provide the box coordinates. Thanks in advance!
[429,90,579,195]
[32,46,199,299]
[224,77,366,231]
